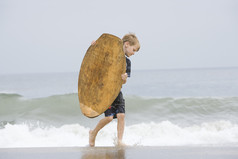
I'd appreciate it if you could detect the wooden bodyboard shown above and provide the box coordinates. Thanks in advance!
[78,33,126,118]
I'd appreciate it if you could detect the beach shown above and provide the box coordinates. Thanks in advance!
[1,146,238,159]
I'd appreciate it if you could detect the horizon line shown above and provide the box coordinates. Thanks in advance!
[1,66,238,75]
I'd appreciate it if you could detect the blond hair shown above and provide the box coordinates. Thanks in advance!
[122,33,140,51]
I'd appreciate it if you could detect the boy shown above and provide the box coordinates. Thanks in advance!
[89,33,140,147]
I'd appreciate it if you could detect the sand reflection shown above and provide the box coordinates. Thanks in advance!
[81,147,125,159]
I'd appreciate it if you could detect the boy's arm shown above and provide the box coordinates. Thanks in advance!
[121,73,128,84]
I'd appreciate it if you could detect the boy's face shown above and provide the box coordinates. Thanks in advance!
[124,42,138,57]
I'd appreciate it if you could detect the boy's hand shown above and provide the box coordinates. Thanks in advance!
[121,73,128,84]
[91,40,96,45]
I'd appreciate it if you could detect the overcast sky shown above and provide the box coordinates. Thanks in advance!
[0,0,238,74]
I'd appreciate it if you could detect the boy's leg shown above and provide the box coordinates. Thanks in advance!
[89,116,113,147]
[117,113,125,145]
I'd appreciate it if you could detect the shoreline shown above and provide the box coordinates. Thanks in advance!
[1,146,238,159]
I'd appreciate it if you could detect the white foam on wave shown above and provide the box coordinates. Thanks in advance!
[0,120,238,148]
[124,120,238,146]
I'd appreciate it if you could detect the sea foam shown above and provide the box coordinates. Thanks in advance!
[0,120,238,148]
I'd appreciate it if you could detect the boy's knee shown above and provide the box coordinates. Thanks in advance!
[106,116,113,122]
[117,113,125,120]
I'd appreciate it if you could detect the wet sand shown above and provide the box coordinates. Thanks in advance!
[0,146,238,159]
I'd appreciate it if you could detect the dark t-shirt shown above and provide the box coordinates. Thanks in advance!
[126,57,131,77]
[112,56,131,102]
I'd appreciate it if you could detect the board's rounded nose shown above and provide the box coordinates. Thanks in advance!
[80,103,100,118]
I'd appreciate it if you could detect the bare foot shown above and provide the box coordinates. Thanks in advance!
[89,130,96,147]
[117,140,127,147]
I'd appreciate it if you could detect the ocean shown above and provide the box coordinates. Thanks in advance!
[0,67,238,147]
